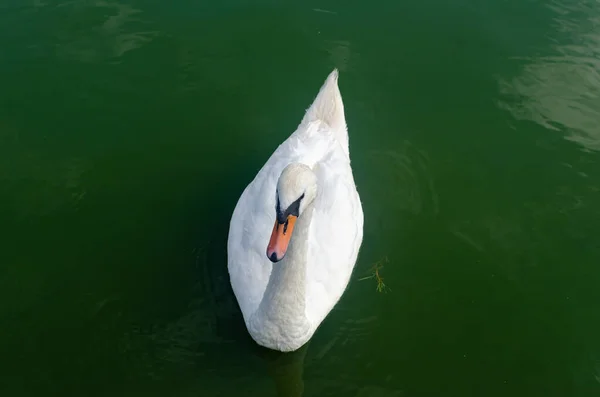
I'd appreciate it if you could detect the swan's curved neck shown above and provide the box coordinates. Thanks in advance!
[250,203,314,348]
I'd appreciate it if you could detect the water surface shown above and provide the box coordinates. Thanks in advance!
[1,1,599,396]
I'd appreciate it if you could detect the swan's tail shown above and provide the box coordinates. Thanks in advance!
[301,69,349,156]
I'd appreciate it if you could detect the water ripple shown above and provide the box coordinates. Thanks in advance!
[53,1,159,63]
[497,0,600,152]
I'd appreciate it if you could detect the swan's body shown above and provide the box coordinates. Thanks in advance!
[227,70,364,352]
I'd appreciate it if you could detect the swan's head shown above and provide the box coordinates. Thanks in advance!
[266,163,317,263]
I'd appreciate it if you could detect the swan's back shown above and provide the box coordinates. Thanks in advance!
[227,69,363,334]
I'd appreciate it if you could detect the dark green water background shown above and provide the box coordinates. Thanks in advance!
[1,1,599,396]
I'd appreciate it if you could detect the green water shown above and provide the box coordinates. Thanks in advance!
[1,0,600,396]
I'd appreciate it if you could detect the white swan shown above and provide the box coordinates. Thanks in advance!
[227,69,364,352]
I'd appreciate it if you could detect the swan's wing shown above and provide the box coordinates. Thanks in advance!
[305,145,364,325]
[227,147,285,322]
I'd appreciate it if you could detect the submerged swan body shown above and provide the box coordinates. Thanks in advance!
[227,70,364,352]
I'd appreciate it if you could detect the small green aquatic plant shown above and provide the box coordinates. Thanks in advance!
[359,256,390,293]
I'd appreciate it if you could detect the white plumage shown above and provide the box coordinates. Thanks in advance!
[227,69,364,352]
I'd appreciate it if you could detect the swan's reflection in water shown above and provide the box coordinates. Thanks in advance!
[254,342,310,397]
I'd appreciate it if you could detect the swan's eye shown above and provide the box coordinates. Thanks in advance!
[286,194,304,218]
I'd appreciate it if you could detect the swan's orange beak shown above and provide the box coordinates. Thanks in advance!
[266,215,297,263]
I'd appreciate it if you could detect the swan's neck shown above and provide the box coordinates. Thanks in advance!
[250,204,314,350]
